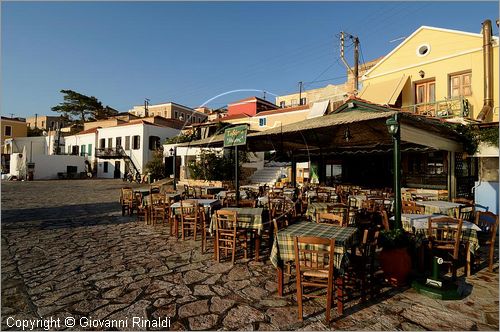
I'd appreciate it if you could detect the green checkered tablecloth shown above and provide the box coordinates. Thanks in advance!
[270,222,358,272]
[210,207,266,235]
[306,202,329,219]
[415,201,462,217]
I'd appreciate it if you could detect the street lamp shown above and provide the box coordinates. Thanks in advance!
[386,114,401,229]
[169,147,176,190]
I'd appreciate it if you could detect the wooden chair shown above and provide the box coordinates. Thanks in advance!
[348,229,380,300]
[200,193,215,199]
[238,199,256,208]
[193,186,202,199]
[179,200,203,241]
[453,198,475,223]
[474,211,498,272]
[149,184,161,195]
[316,212,346,227]
[183,184,194,199]
[120,187,135,216]
[214,210,247,264]
[294,236,335,323]
[327,204,348,225]
[402,200,424,214]
[427,216,466,279]
[150,193,167,225]
[135,193,149,224]
[272,215,292,276]
[223,191,237,207]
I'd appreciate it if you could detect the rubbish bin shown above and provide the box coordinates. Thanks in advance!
[27,162,35,181]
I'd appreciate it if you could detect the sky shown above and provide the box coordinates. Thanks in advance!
[2,1,499,118]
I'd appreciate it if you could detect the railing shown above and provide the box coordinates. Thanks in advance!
[95,147,124,158]
[400,96,470,119]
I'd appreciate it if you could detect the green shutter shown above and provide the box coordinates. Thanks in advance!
[88,144,92,156]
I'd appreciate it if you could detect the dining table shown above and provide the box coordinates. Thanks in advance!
[415,200,464,216]
[270,221,358,315]
[210,207,267,261]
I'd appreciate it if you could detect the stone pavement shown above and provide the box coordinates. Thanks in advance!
[1,180,498,330]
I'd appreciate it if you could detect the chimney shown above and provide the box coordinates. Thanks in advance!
[477,19,494,122]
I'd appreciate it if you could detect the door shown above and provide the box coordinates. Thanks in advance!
[415,80,435,115]
[114,161,121,179]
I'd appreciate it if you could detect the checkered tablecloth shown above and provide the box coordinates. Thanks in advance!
[210,207,266,235]
[270,222,358,272]
[401,215,480,254]
[416,201,463,216]
[306,202,329,219]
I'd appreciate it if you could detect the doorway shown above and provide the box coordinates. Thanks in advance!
[415,80,435,115]
[114,161,121,179]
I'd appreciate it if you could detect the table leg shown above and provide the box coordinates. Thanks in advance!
[277,266,284,296]
[335,276,344,315]
[255,232,260,261]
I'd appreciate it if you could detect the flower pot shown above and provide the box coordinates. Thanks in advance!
[379,247,412,287]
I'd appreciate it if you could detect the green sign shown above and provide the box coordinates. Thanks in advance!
[224,125,248,147]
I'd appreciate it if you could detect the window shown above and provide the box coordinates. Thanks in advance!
[259,118,267,127]
[279,101,286,108]
[72,145,79,155]
[116,137,122,148]
[41,120,45,128]
[300,97,307,105]
[80,145,86,156]
[108,138,113,148]
[50,121,55,129]
[88,144,92,156]
[99,138,105,148]
[125,136,130,150]
[149,136,161,150]
[450,71,472,97]
[416,43,431,57]
[132,135,140,150]
[103,162,109,173]
[4,125,12,136]
[174,111,178,119]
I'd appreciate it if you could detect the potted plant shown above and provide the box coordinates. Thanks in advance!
[378,228,413,287]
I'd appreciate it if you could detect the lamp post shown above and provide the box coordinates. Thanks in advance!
[386,114,401,229]
[169,147,176,191]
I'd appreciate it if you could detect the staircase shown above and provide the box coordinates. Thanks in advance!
[249,166,287,186]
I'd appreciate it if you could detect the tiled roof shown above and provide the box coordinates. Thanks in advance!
[75,127,100,135]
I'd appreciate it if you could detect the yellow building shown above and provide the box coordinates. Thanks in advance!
[360,23,499,122]
[1,117,27,154]
[128,102,208,124]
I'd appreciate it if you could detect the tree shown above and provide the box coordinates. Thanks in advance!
[51,90,118,124]
[145,148,166,181]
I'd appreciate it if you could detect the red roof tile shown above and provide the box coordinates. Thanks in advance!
[256,104,310,116]
[75,127,99,135]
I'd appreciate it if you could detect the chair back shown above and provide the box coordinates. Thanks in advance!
[179,200,198,221]
[427,216,463,260]
[215,209,238,232]
[150,192,165,206]
[359,228,380,259]
[272,214,289,236]
[150,185,161,195]
[475,211,499,244]
[294,236,335,276]
[402,200,424,214]
[316,212,346,227]
[238,199,256,208]
[193,186,202,199]
[121,187,134,204]
[380,210,390,231]
[452,197,474,205]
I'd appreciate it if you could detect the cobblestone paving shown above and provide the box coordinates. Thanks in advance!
[2,180,499,330]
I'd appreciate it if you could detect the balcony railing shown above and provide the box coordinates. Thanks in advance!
[95,147,124,158]
[401,96,471,119]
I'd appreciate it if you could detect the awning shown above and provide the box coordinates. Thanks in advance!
[307,100,330,119]
[358,75,408,105]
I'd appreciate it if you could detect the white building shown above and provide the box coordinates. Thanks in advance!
[94,120,180,179]
[6,134,87,180]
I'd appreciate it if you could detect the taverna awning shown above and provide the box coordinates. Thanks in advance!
[358,75,409,106]
[181,99,464,155]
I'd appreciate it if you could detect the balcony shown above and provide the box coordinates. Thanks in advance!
[95,147,125,158]
[401,96,471,119]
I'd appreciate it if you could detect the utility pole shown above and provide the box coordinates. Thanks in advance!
[263,91,267,100]
[298,81,303,105]
[34,113,38,129]
[340,32,360,94]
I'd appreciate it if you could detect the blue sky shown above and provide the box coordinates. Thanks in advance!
[2,1,498,118]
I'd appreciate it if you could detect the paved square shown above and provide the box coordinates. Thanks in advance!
[2,180,498,330]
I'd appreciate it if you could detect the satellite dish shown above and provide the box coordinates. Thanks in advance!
[18,154,23,159]
[42,131,48,136]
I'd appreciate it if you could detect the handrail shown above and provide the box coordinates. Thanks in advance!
[400,96,469,118]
